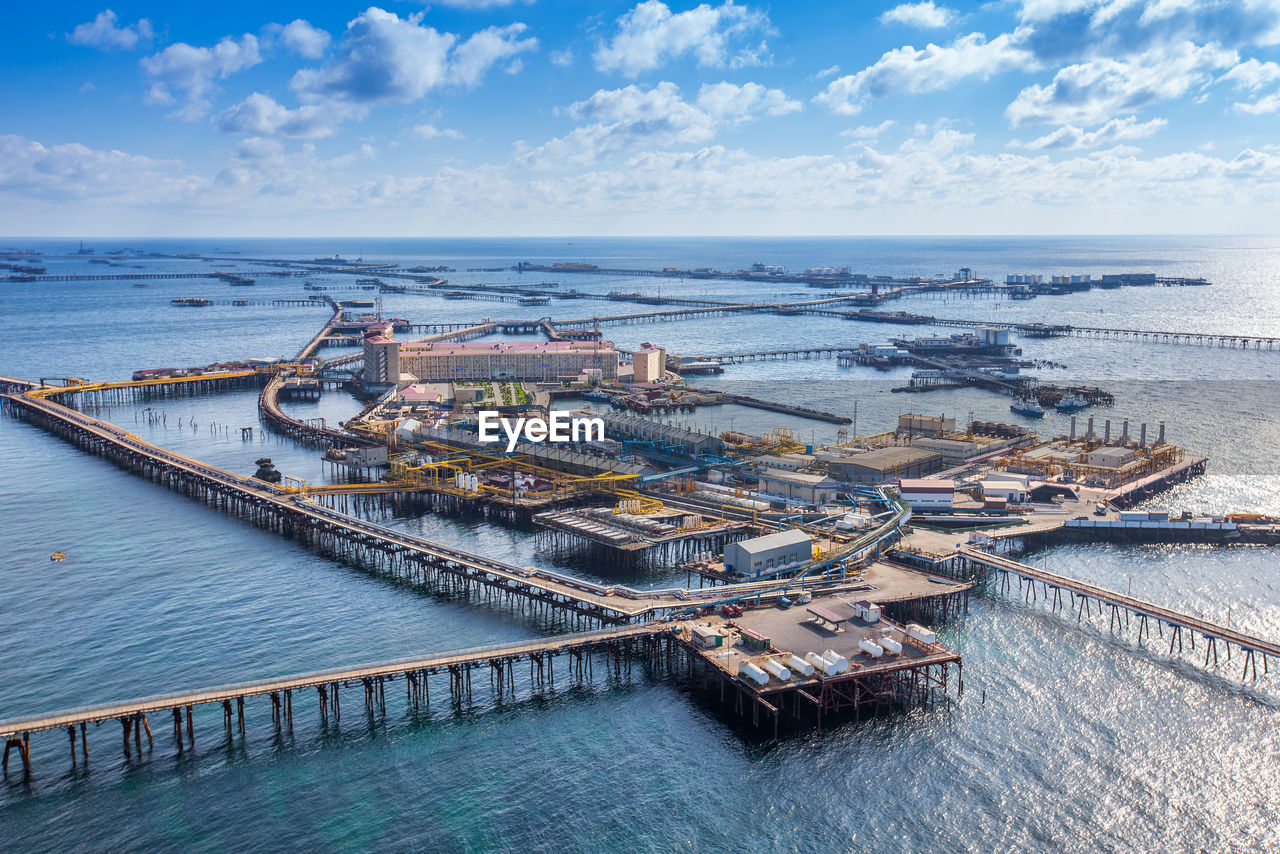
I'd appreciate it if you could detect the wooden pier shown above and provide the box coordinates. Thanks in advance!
[0,624,669,775]
[4,382,915,630]
[956,547,1277,680]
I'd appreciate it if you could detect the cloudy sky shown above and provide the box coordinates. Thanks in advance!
[5,1,1280,236]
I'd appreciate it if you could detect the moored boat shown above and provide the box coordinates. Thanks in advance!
[1011,396,1045,418]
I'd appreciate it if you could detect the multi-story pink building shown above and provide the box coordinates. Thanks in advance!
[365,329,618,384]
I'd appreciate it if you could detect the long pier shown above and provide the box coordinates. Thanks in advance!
[4,380,916,627]
[13,272,232,283]
[697,346,850,363]
[841,312,1280,350]
[957,547,1277,679]
[0,624,669,774]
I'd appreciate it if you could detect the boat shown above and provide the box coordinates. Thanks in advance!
[1010,397,1045,418]
[232,299,250,306]
[171,297,213,307]
[50,551,67,562]
[1055,393,1088,412]
[132,283,148,287]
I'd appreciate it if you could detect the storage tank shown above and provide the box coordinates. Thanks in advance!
[763,659,792,681]
[879,637,903,654]
[787,654,814,677]
[805,651,838,676]
[739,661,769,686]
[822,649,850,673]
[858,639,884,658]
[906,623,937,644]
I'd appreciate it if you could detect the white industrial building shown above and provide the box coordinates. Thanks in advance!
[978,480,1028,503]
[723,529,813,578]
[755,469,841,504]
[898,478,956,509]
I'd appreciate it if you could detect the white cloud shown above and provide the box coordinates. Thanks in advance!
[696,81,801,122]
[290,9,535,106]
[215,93,346,138]
[291,9,454,105]
[816,64,841,79]
[815,31,1036,114]
[140,35,263,120]
[518,80,797,168]
[1006,41,1236,126]
[550,48,574,67]
[879,2,957,29]
[841,120,895,140]
[593,1,772,76]
[1221,57,1280,91]
[272,20,332,59]
[10,128,1280,236]
[413,123,466,140]
[897,127,974,155]
[1234,90,1280,114]
[450,24,538,87]
[1014,0,1280,60]
[0,134,197,203]
[1013,114,1167,149]
[67,10,154,51]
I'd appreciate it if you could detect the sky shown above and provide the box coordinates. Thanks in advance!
[4,0,1280,236]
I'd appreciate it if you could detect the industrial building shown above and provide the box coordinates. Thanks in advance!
[723,529,812,578]
[592,410,723,456]
[384,337,618,383]
[977,480,1027,504]
[898,479,956,509]
[755,469,841,504]
[897,414,955,437]
[824,447,942,484]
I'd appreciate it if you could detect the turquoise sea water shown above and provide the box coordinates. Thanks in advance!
[1,237,1278,852]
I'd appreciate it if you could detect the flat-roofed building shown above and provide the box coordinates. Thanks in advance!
[899,478,956,509]
[897,414,955,437]
[632,343,666,383]
[756,468,841,504]
[723,529,812,578]
[396,339,619,382]
[825,446,942,483]
[362,324,400,386]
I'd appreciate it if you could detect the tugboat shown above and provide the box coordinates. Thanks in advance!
[1055,392,1088,412]
[1010,396,1046,418]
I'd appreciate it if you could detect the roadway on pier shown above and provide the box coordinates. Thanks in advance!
[9,382,920,623]
[0,624,667,739]
[961,548,1280,661]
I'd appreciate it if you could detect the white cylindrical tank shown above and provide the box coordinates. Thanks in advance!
[787,654,814,677]
[805,651,837,676]
[907,623,938,644]
[739,661,769,686]
[763,659,791,681]
[822,650,850,673]
[859,639,884,658]
[880,637,903,654]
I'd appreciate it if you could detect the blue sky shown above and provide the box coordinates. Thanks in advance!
[4,0,1280,236]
